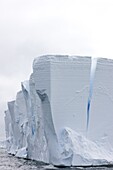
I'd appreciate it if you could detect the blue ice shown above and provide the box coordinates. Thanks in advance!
[87,57,97,130]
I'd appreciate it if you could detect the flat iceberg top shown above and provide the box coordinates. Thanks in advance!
[33,55,113,64]
[33,55,91,68]
[33,55,113,71]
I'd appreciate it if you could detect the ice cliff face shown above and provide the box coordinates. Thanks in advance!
[4,55,113,166]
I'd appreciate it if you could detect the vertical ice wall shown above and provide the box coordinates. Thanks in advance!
[50,56,91,135]
[27,74,49,162]
[4,110,12,152]
[33,57,60,165]
[5,75,49,162]
[21,80,35,159]
[36,90,61,165]
[33,55,91,165]
[14,91,28,149]
[8,101,22,154]
[33,55,113,165]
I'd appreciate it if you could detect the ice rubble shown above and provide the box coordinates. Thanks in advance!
[5,55,113,166]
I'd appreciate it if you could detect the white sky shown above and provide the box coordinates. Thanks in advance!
[0,0,113,139]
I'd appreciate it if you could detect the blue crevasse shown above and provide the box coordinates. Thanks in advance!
[87,57,97,130]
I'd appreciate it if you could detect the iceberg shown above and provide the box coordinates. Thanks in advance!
[5,55,113,166]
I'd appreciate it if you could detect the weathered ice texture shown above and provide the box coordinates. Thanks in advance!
[5,55,113,166]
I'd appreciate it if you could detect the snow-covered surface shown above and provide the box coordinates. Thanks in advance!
[4,55,113,166]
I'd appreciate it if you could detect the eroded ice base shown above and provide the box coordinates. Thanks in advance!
[60,127,113,166]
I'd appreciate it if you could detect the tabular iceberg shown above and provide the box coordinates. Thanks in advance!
[5,55,113,166]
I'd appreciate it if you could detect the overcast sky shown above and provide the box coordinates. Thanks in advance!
[0,0,113,140]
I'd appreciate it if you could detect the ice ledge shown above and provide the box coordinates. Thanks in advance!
[60,127,113,166]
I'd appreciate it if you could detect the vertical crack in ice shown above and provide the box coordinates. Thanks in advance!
[87,57,97,131]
